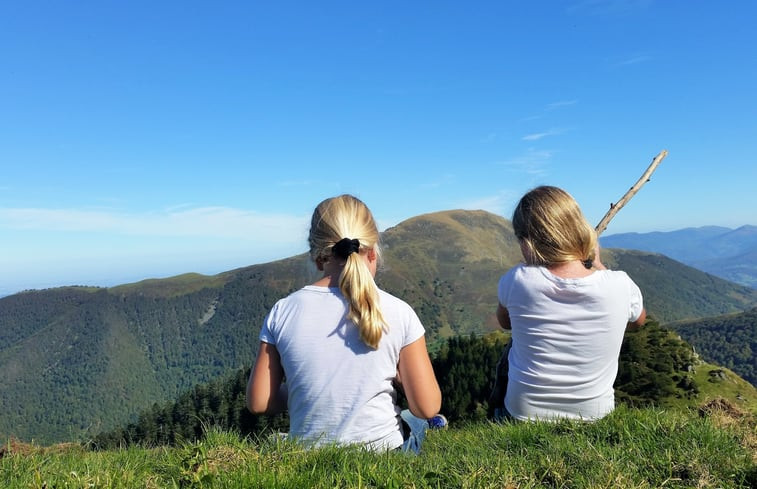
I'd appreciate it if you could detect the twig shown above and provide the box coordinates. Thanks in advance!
[595,150,669,236]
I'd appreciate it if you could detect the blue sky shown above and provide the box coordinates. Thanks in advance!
[1,1,756,296]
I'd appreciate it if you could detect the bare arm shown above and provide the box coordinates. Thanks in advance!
[627,308,647,330]
[398,336,442,419]
[592,241,608,271]
[246,342,288,415]
[496,304,511,330]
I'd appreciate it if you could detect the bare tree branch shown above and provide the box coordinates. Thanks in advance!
[595,150,669,236]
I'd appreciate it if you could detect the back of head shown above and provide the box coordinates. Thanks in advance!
[512,186,597,267]
[309,194,386,349]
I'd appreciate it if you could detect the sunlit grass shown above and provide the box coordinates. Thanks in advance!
[2,403,755,488]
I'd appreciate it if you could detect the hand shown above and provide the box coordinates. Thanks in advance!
[593,242,606,270]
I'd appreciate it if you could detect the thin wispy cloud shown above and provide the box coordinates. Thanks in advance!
[614,54,652,67]
[498,149,554,177]
[522,128,565,141]
[567,0,653,16]
[546,100,578,110]
[457,192,516,216]
[522,132,550,141]
[519,101,576,125]
[0,206,310,242]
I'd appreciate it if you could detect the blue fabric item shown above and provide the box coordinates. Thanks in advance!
[427,414,448,429]
[400,409,429,454]
[493,406,515,423]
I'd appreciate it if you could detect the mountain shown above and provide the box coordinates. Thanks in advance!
[667,308,757,386]
[2,209,757,443]
[601,225,757,288]
[377,210,523,340]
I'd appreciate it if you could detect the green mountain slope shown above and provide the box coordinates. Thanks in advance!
[667,308,757,386]
[606,249,757,323]
[2,210,756,443]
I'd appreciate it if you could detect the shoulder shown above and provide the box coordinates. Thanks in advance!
[377,288,424,330]
[284,285,335,301]
[377,288,415,313]
[593,269,643,294]
[268,286,325,313]
[594,268,634,283]
[499,263,540,285]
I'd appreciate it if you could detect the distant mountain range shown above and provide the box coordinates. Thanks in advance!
[2,210,757,443]
[601,225,757,288]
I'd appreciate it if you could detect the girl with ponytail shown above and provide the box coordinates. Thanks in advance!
[247,194,443,452]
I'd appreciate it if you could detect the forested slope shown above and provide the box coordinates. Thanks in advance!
[91,320,757,449]
[2,210,756,443]
[669,308,757,386]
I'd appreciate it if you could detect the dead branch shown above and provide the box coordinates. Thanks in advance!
[595,150,669,236]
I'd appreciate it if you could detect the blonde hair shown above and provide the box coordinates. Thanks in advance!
[512,186,597,267]
[309,194,387,349]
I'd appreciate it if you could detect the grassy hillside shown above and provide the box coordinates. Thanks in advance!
[668,308,757,386]
[2,209,756,443]
[2,404,755,488]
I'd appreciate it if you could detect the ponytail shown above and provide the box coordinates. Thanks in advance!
[338,247,386,349]
[309,195,388,349]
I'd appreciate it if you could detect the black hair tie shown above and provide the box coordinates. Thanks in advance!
[332,238,361,259]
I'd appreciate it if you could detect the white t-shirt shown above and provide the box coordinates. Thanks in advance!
[498,264,644,421]
[259,285,425,450]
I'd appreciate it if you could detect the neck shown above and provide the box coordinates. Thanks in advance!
[314,274,340,287]
[314,259,346,287]
[547,260,594,279]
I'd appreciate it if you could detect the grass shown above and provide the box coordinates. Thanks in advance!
[669,361,757,413]
[2,403,755,488]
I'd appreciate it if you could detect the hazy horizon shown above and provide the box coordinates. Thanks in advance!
[3,219,754,298]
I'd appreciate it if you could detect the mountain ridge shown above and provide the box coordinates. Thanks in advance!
[602,224,757,288]
[2,209,757,443]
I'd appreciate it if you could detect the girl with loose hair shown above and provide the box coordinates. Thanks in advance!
[511,185,598,268]
[492,186,646,422]
[247,194,444,452]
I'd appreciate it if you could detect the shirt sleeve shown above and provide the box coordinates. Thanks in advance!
[259,303,278,345]
[402,305,426,347]
[497,267,517,307]
[625,274,644,322]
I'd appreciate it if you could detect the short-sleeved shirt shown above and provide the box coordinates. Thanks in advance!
[260,285,425,450]
[498,264,644,421]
